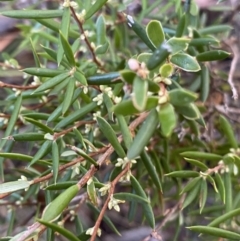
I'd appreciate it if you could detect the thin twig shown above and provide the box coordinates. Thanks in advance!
[224,38,239,99]
[70,7,106,72]
[90,165,130,241]
[0,81,38,90]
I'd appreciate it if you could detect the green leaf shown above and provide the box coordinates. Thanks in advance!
[158,103,177,137]
[159,63,174,78]
[146,20,165,48]
[140,150,162,191]
[29,140,52,167]
[74,70,88,86]
[0,180,31,194]
[47,88,82,123]
[189,38,219,47]
[214,173,225,204]
[42,184,79,222]
[219,115,238,149]
[208,207,240,227]
[6,132,44,142]
[0,94,22,150]
[198,24,232,35]
[165,170,199,178]
[24,118,53,134]
[87,72,120,85]
[23,67,63,77]
[147,42,172,70]
[57,6,71,65]
[199,179,207,213]
[84,0,108,20]
[55,102,97,129]
[175,103,201,120]
[126,15,155,51]
[182,181,201,209]
[95,15,109,54]
[37,219,81,241]
[97,116,125,158]
[200,64,210,102]
[168,88,198,106]
[184,158,208,171]
[87,179,98,206]
[127,109,159,160]
[33,72,70,93]
[132,76,148,111]
[62,77,75,115]
[1,10,63,19]
[113,97,159,116]
[196,50,230,62]
[113,192,149,205]
[180,151,222,161]
[175,13,186,37]
[116,115,132,149]
[187,226,240,240]
[52,141,59,184]
[46,181,78,190]
[59,31,76,66]
[170,53,200,72]
[130,176,155,229]
[167,37,190,55]
[181,176,202,194]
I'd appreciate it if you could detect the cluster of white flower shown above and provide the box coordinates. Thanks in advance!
[86,226,102,237]
[108,194,125,212]
[115,157,136,169]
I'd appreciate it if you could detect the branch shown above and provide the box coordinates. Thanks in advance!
[90,165,130,241]
[70,7,106,72]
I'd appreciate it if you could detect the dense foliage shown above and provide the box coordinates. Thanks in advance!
[0,0,239,240]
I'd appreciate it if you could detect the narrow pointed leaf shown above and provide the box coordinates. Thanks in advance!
[62,77,75,115]
[97,116,125,158]
[84,0,108,20]
[140,150,162,191]
[187,226,240,240]
[37,219,81,241]
[52,141,59,184]
[219,115,238,149]
[33,72,70,93]
[59,31,75,66]
[127,109,159,160]
[1,10,63,19]
[130,176,155,229]
[55,102,97,129]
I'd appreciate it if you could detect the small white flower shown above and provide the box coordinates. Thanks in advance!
[90,42,96,50]
[119,170,132,182]
[108,194,125,212]
[93,127,100,137]
[83,86,88,94]
[93,111,101,120]
[99,183,111,196]
[85,124,92,134]
[93,93,103,105]
[115,157,136,169]
[86,226,101,237]
[114,96,122,104]
[71,163,80,175]
[76,9,86,22]
[18,175,27,181]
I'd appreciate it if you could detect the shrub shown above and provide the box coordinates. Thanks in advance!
[0,0,239,240]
